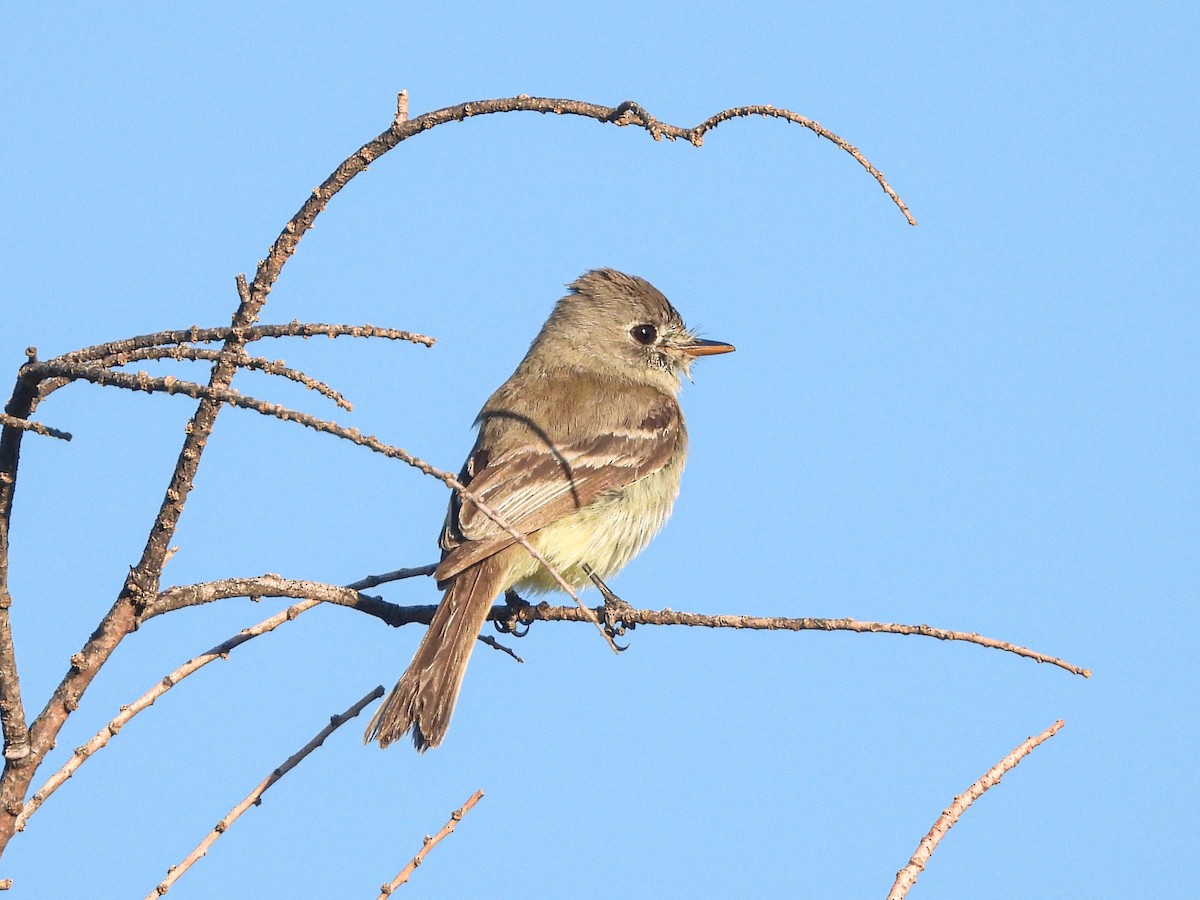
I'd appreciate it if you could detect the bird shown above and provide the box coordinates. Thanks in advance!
[365,268,734,750]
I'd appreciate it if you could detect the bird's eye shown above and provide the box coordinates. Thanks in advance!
[630,324,658,345]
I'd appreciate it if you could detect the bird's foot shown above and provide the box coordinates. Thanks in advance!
[495,589,532,638]
[581,564,634,648]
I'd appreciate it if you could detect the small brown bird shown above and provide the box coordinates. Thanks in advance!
[365,269,733,750]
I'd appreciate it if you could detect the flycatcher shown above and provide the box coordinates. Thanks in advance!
[365,268,734,751]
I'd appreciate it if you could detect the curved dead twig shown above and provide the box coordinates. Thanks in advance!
[887,720,1066,900]
[392,96,915,225]
[144,686,383,900]
[606,100,915,224]
[378,789,485,896]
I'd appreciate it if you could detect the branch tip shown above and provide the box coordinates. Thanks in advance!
[886,720,1065,900]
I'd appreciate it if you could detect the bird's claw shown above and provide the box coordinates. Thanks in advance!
[581,563,634,649]
[495,589,532,638]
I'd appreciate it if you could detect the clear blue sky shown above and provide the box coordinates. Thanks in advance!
[2,3,1196,897]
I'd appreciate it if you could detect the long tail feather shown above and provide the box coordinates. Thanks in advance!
[365,557,504,751]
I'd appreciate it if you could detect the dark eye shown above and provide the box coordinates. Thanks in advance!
[630,323,657,345]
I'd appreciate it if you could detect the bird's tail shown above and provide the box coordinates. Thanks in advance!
[365,556,504,751]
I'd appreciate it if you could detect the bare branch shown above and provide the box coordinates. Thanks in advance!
[141,575,410,624]
[0,371,41,765]
[887,720,1066,900]
[29,361,285,410]
[16,597,327,830]
[35,322,433,403]
[605,100,916,224]
[1,322,429,838]
[388,96,914,224]
[143,574,1090,678]
[55,322,434,366]
[526,605,1092,677]
[145,687,383,900]
[378,789,484,896]
[0,415,71,442]
[105,346,352,410]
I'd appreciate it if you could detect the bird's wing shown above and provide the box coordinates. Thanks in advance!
[435,396,681,582]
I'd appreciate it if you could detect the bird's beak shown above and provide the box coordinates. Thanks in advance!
[681,338,735,358]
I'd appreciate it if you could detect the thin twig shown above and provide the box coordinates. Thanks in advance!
[886,720,1066,900]
[29,361,281,408]
[16,597,323,831]
[525,606,1093,678]
[36,323,435,403]
[389,96,914,224]
[605,100,916,224]
[347,565,438,591]
[145,687,383,900]
[378,789,484,896]
[0,415,71,442]
[141,575,408,624]
[477,635,523,663]
[55,322,435,365]
[106,346,352,410]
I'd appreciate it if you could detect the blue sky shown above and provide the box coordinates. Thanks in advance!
[2,3,1196,897]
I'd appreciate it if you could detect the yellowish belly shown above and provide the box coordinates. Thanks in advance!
[508,464,680,594]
